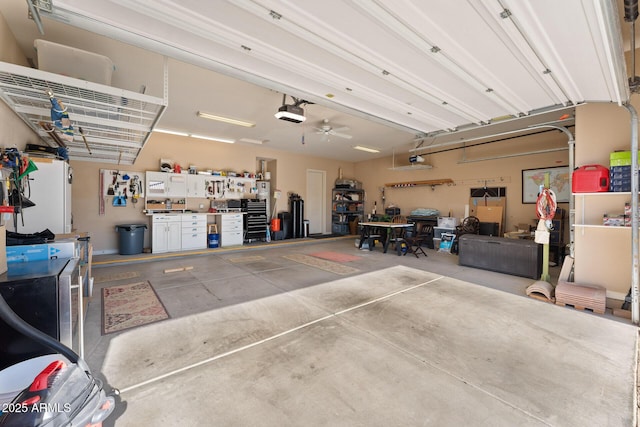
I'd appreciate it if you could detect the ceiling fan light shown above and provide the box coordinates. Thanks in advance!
[197,111,255,127]
[354,145,380,153]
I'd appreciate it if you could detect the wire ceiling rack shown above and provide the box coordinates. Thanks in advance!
[0,61,167,165]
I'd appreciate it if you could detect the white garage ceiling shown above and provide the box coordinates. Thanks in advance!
[0,0,632,164]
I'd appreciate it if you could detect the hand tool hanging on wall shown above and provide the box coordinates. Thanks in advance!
[107,171,116,195]
[99,169,105,216]
[129,176,136,203]
[112,193,126,207]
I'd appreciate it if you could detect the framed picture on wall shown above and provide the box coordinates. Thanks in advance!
[522,166,570,204]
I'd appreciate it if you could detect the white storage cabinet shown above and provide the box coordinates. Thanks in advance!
[186,174,207,198]
[151,214,181,253]
[217,213,244,247]
[181,213,207,250]
[146,171,187,198]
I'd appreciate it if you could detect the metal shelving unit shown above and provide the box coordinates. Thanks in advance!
[332,188,364,235]
[0,61,167,165]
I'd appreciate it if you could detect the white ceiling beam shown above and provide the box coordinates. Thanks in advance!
[77,0,457,131]
[472,0,570,106]
[226,1,470,128]
[353,0,529,117]
[499,0,584,103]
[589,0,630,105]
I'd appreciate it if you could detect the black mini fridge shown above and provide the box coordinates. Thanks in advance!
[0,258,77,371]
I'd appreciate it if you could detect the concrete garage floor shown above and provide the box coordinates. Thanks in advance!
[84,238,638,426]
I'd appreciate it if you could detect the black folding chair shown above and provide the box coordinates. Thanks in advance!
[403,224,430,258]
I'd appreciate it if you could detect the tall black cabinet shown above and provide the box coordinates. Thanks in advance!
[290,194,304,238]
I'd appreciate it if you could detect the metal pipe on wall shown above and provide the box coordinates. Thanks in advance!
[625,0,640,93]
[624,103,639,325]
[568,130,576,259]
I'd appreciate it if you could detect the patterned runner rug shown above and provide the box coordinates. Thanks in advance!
[102,281,169,335]
[283,254,360,275]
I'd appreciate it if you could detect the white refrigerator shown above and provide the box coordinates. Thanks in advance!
[19,159,72,234]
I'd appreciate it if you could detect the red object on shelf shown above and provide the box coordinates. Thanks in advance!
[572,165,610,193]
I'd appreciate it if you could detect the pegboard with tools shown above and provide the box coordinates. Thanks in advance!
[99,169,145,214]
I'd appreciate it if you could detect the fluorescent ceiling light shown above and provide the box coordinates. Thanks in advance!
[155,128,235,143]
[239,138,264,144]
[388,164,433,171]
[154,128,189,137]
[353,145,380,153]
[191,134,235,144]
[197,111,255,127]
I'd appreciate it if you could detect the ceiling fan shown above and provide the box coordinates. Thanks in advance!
[314,119,352,140]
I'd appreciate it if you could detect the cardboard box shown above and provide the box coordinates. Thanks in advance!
[602,214,625,227]
[476,206,504,235]
[609,151,640,166]
[6,241,75,264]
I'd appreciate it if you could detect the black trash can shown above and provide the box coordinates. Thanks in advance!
[115,224,147,255]
[278,212,293,239]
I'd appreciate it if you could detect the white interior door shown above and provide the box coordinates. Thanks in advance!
[306,169,326,235]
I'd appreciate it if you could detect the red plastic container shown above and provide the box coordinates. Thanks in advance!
[572,165,610,192]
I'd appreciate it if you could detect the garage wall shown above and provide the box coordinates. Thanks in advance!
[354,129,571,233]
[572,99,640,297]
[0,12,39,150]
[70,133,355,253]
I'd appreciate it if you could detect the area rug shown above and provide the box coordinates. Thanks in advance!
[309,251,361,263]
[102,281,169,335]
[283,254,360,275]
[94,271,140,284]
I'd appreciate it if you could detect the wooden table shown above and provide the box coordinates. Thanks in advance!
[358,221,415,255]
